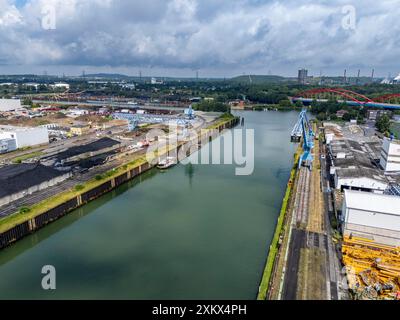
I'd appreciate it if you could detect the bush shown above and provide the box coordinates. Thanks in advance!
[74,184,85,191]
[278,99,292,108]
[19,207,31,214]
[193,100,230,112]
[316,112,327,121]
[95,175,104,181]
[376,114,391,133]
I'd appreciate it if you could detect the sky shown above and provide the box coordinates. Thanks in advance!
[0,0,399,78]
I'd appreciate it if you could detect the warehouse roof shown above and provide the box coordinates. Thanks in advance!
[336,167,387,182]
[347,139,363,152]
[0,163,67,199]
[56,137,120,160]
[66,150,118,169]
[334,153,375,169]
[344,190,400,216]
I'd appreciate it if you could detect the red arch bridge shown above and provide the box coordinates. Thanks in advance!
[292,88,400,110]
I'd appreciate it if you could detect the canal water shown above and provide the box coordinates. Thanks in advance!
[0,111,298,300]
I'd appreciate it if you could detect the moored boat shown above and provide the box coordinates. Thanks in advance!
[157,157,177,170]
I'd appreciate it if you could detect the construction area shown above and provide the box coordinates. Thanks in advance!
[342,236,400,300]
[340,190,400,300]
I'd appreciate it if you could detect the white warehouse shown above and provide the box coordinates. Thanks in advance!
[335,168,388,194]
[380,138,400,173]
[0,99,22,112]
[342,190,400,247]
[0,126,49,149]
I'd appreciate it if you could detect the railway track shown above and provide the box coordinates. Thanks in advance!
[294,167,311,227]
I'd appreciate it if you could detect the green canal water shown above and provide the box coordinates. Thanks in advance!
[0,111,298,300]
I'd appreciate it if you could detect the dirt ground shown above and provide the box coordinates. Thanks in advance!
[307,139,325,233]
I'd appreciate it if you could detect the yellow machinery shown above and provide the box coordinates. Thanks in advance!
[342,236,400,300]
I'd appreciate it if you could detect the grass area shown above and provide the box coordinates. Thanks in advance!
[257,148,301,300]
[12,151,44,164]
[0,146,32,159]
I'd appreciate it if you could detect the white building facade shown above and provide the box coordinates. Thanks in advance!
[0,99,22,112]
[380,138,400,173]
[335,175,388,194]
[0,126,49,149]
[342,190,400,247]
[51,83,70,90]
[0,139,17,153]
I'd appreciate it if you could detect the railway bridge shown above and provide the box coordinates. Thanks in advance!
[291,88,400,110]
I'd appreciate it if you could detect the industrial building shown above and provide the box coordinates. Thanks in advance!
[342,190,400,247]
[298,69,308,85]
[45,137,121,167]
[335,168,388,194]
[67,108,90,118]
[50,83,70,90]
[70,124,90,136]
[0,99,22,112]
[0,163,71,207]
[151,77,164,85]
[367,110,392,121]
[380,138,400,173]
[328,137,387,193]
[0,139,17,154]
[0,126,49,149]
[323,123,400,194]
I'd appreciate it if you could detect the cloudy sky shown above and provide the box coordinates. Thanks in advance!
[0,0,399,77]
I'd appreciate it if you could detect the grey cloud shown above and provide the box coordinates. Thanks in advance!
[0,0,399,76]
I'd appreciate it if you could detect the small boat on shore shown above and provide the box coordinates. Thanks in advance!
[157,157,178,170]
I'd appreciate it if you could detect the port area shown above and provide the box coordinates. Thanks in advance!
[265,126,348,300]
[0,112,238,246]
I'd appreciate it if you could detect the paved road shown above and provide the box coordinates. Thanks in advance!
[282,229,305,300]
[320,141,349,300]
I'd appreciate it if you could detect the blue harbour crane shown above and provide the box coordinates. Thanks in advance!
[184,105,195,120]
[113,111,195,132]
[291,109,315,169]
[113,113,139,131]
